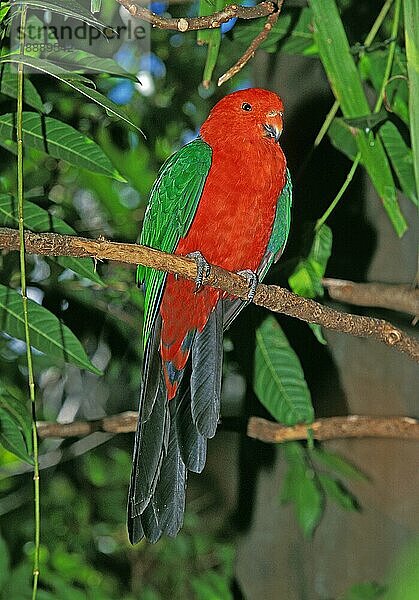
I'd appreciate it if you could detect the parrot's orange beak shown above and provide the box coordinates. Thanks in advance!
[263,111,283,143]
[264,122,282,142]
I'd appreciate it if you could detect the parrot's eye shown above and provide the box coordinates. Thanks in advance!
[241,102,252,112]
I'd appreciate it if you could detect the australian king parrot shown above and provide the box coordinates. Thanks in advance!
[128,88,292,543]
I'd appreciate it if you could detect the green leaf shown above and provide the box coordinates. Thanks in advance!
[0,3,10,25]
[0,71,44,111]
[44,48,139,81]
[359,50,409,126]
[12,0,107,30]
[281,443,323,537]
[403,0,419,212]
[0,283,102,374]
[0,55,141,134]
[0,534,10,591]
[309,323,327,345]
[0,383,33,456]
[310,0,407,236]
[90,0,102,13]
[380,121,418,206]
[0,194,104,285]
[0,408,33,464]
[254,316,314,426]
[310,447,368,481]
[328,117,358,161]
[289,224,332,298]
[342,110,388,132]
[0,112,123,180]
[317,473,359,512]
[341,582,386,600]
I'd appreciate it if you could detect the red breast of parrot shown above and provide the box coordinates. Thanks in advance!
[128,88,293,543]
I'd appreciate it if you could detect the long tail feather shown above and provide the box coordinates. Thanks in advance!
[128,301,224,543]
[191,302,223,438]
[175,378,207,473]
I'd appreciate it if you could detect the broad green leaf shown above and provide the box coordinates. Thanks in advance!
[310,447,367,481]
[359,49,409,126]
[309,323,327,345]
[12,0,107,30]
[0,408,33,464]
[44,48,139,80]
[0,283,102,374]
[380,121,418,206]
[199,0,227,85]
[0,534,11,590]
[0,55,141,133]
[0,383,32,455]
[289,258,323,298]
[0,112,124,180]
[317,473,359,512]
[330,118,418,206]
[0,193,104,285]
[0,71,44,111]
[254,316,314,425]
[0,3,10,25]
[281,443,323,537]
[289,224,332,298]
[404,0,419,214]
[310,0,407,236]
[91,0,102,13]
[328,117,358,161]
[343,110,388,133]
[341,582,386,600]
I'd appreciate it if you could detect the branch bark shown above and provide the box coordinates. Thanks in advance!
[116,0,276,31]
[218,8,281,86]
[1,226,418,362]
[323,278,419,317]
[247,416,419,442]
[36,412,419,441]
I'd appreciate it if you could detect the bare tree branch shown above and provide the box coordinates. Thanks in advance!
[218,8,281,86]
[323,278,419,317]
[36,412,419,441]
[247,415,419,442]
[0,226,418,362]
[116,0,276,31]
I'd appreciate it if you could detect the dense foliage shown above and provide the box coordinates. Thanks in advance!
[0,0,417,597]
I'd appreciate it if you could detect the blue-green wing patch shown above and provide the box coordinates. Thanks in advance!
[138,138,213,346]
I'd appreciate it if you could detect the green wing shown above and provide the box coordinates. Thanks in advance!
[223,168,292,330]
[138,138,213,347]
[258,167,293,279]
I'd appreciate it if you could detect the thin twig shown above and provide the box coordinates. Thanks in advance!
[0,227,418,362]
[35,412,419,441]
[218,3,283,86]
[247,415,419,442]
[116,0,276,31]
[15,7,40,597]
[323,278,419,316]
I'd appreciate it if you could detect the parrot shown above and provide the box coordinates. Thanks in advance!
[128,88,292,543]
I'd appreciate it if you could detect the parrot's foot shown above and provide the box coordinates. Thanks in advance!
[237,269,259,303]
[187,251,211,292]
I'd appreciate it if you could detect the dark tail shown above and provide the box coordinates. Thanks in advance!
[128,302,223,543]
